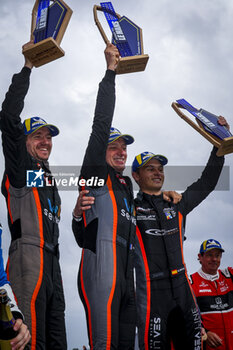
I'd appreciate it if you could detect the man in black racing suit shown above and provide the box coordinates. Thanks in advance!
[0,41,67,349]
[72,44,137,350]
[131,128,227,350]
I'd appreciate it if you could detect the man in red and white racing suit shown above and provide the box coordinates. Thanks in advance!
[191,239,233,350]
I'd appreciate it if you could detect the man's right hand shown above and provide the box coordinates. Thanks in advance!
[206,331,223,348]
[73,190,95,218]
[22,41,34,69]
[104,43,120,71]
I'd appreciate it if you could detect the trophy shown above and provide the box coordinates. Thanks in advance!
[93,2,149,74]
[172,99,233,156]
[23,0,72,67]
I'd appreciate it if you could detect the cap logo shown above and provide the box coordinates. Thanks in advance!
[142,152,154,161]
[32,119,46,126]
[23,117,59,137]
[200,238,224,253]
[110,127,120,134]
[108,127,134,145]
[136,154,142,166]
[24,118,31,132]
[206,240,221,248]
[203,240,207,251]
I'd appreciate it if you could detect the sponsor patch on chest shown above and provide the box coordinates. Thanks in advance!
[145,228,178,236]
[200,281,209,288]
[219,280,229,293]
[163,207,176,220]
[137,214,156,221]
[210,297,229,310]
[136,207,157,220]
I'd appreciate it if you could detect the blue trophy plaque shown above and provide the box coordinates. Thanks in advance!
[93,2,149,74]
[172,99,233,156]
[23,0,72,67]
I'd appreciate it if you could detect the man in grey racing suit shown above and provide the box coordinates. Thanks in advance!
[0,41,67,349]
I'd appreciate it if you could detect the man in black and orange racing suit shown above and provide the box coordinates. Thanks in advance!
[0,41,67,349]
[131,134,227,349]
[72,44,137,350]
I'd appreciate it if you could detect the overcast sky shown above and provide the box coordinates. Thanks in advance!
[0,1,233,348]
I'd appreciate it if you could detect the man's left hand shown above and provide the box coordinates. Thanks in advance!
[218,116,230,131]
[10,319,31,350]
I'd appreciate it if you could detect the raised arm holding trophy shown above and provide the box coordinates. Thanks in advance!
[94,2,149,74]
[172,99,233,156]
[0,1,72,345]
[23,0,72,67]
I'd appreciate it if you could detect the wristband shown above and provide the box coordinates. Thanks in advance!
[72,211,83,222]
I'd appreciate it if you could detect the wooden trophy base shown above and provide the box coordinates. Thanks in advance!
[116,54,149,75]
[215,137,233,156]
[23,37,65,68]
[172,102,233,156]
[196,120,233,156]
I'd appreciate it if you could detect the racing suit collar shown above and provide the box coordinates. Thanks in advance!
[137,190,163,201]
[198,268,219,281]
[31,155,50,171]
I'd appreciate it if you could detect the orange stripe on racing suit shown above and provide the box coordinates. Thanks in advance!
[80,249,93,349]
[178,212,199,308]
[178,212,203,350]
[79,183,93,349]
[136,226,151,350]
[30,188,44,350]
[5,176,13,284]
[106,175,118,350]
[5,176,13,224]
